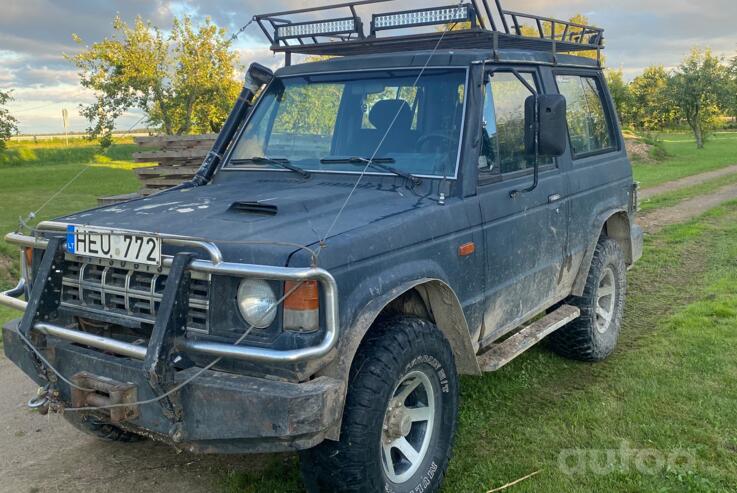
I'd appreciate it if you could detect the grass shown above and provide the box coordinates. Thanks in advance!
[443,204,737,492]
[0,144,140,285]
[1,137,138,168]
[220,202,737,493]
[633,131,737,189]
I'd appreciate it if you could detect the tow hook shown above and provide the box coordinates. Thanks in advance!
[27,384,51,415]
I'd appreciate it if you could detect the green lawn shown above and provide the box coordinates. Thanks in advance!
[1,137,138,167]
[633,131,737,189]
[0,140,140,283]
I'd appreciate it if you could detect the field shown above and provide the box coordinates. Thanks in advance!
[0,138,140,331]
[632,131,737,188]
[1,134,737,492]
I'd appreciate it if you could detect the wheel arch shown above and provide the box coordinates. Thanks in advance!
[332,278,480,380]
[572,209,634,296]
[317,278,479,440]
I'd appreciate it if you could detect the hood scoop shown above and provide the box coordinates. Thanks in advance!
[228,201,278,216]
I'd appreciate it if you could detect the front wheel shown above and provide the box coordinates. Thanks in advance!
[299,316,459,493]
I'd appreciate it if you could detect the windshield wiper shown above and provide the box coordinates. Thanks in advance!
[232,156,311,179]
[320,156,421,186]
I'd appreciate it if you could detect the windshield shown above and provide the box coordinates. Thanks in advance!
[228,69,467,178]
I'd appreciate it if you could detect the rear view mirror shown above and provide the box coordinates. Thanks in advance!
[524,94,567,157]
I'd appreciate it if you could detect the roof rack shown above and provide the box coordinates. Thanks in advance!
[253,0,604,65]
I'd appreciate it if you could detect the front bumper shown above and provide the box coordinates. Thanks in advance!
[0,223,344,453]
[3,319,343,453]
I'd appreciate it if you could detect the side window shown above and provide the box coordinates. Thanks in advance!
[480,72,550,177]
[556,75,614,157]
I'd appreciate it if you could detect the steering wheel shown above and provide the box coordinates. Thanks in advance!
[417,132,456,152]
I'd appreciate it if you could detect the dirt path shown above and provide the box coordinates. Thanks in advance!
[3,168,737,493]
[638,181,737,233]
[639,164,737,200]
[0,358,274,493]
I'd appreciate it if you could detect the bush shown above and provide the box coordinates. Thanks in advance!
[640,133,670,162]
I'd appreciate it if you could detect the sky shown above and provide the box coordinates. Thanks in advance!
[1,0,736,134]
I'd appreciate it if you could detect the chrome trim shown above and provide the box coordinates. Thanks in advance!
[5,232,49,249]
[0,279,27,311]
[2,228,340,364]
[35,322,148,360]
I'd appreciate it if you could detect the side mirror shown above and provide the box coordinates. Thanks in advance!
[524,94,567,157]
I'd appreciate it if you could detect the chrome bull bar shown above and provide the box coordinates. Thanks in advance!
[1,221,339,364]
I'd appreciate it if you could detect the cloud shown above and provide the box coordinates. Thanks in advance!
[2,0,737,132]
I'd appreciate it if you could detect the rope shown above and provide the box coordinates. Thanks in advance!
[31,166,91,218]
[230,19,255,41]
[20,7,459,414]
[26,281,306,412]
[19,164,93,233]
[318,4,464,249]
[47,229,320,268]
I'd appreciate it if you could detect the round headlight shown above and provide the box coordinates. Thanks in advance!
[237,279,277,329]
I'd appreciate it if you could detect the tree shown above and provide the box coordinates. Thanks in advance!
[727,55,737,121]
[0,89,19,151]
[628,66,676,131]
[667,49,730,148]
[604,69,631,125]
[70,15,241,146]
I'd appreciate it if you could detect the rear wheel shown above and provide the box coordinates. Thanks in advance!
[299,316,458,493]
[549,237,627,361]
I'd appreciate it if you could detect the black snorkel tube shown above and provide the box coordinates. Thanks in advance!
[173,62,275,190]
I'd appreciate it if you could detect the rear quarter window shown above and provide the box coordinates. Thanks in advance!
[556,74,614,157]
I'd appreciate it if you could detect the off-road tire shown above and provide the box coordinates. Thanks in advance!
[299,316,459,493]
[64,414,143,442]
[549,237,626,362]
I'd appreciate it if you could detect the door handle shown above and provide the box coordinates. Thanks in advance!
[548,193,561,203]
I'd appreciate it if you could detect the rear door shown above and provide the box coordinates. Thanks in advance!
[476,69,569,345]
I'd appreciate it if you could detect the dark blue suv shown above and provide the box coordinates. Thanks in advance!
[1,2,643,491]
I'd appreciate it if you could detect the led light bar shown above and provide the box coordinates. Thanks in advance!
[372,4,475,33]
[276,17,359,41]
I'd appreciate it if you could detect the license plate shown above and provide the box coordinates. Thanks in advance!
[66,226,162,266]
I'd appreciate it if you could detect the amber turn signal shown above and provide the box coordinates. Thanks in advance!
[458,242,475,257]
[284,281,320,332]
[23,247,33,268]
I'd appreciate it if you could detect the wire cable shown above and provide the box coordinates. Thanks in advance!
[18,281,303,412]
[318,4,465,248]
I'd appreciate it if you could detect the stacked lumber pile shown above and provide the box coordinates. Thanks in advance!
[133,134,217,195]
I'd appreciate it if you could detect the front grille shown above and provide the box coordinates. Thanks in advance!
[60,255,210,333]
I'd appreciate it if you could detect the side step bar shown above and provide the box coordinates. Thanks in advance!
[478,304,580,372]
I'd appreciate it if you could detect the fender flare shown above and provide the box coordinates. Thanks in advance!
[317,277,480,440]
[329,277,481,380]
[571,208,633,296]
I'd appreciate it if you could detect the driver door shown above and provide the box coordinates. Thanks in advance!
[477,70,569,344]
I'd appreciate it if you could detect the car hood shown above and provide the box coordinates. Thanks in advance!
[57,174,435,266]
